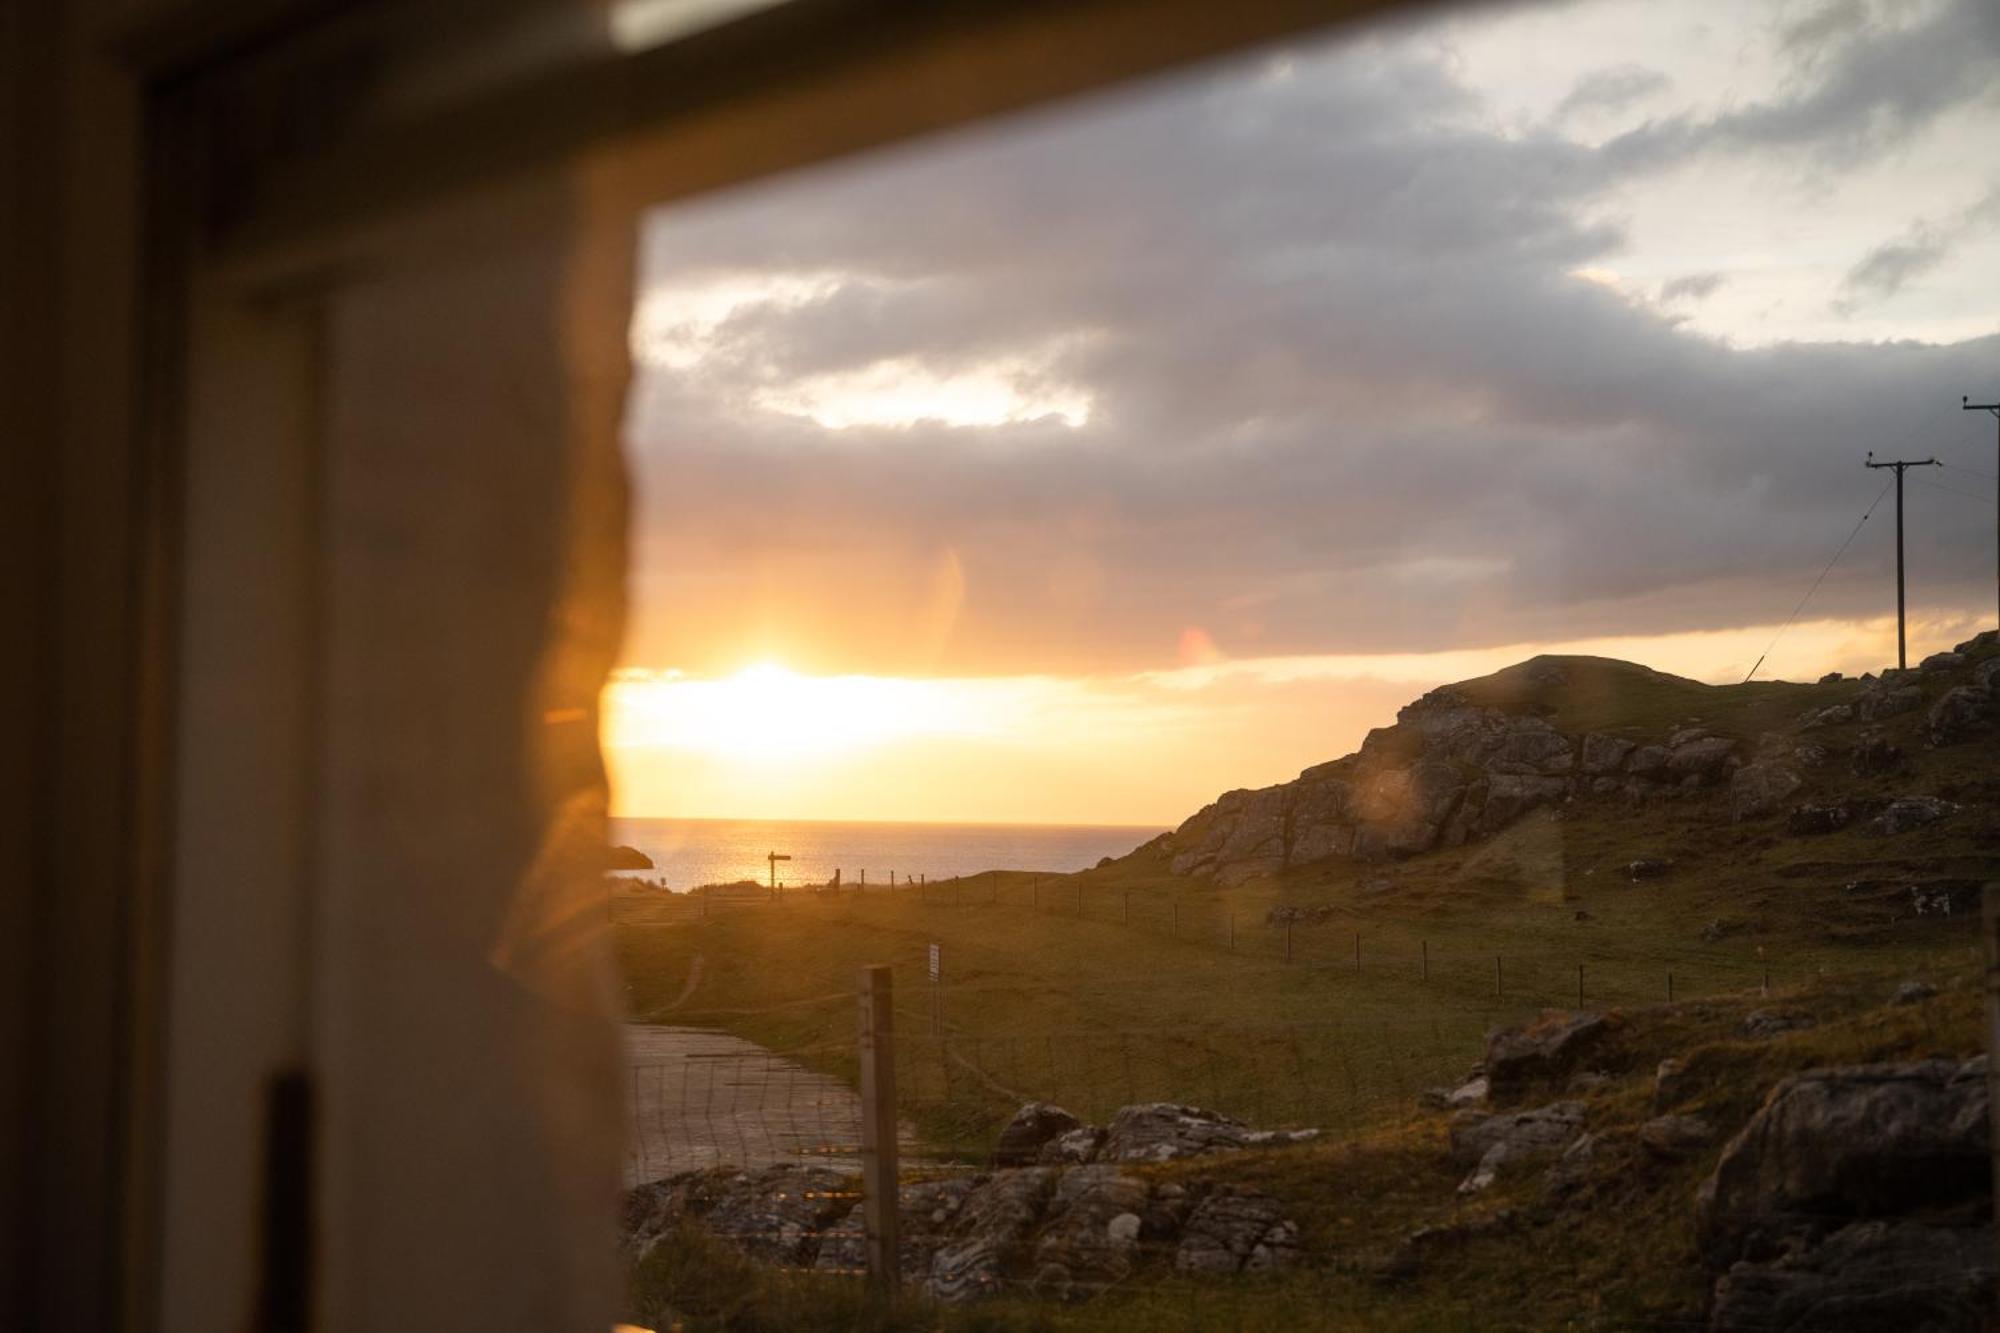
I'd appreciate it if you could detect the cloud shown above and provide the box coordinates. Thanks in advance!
[1554,64,1670,123]
[1837,185,2000,310]
[1659,272,1726,303]
[623,0,2000,680]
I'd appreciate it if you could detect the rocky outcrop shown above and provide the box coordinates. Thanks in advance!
[605,843,655,871]
[626,1100,1314,1304]
[1159,658,1759,884]
[1694,1058,1988,1268]
[1451,1100,1588,1193]
[1709,1220,1994,1332]
[1928,683,1992,745]
[1868,795,1956,836]
[1483,1011,1613,1100]
[1694,1056,1992,1330]
[1729,763,1802,821]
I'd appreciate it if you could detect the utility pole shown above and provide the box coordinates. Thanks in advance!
[1966,396,2000,629]
[1865,452,1941,671]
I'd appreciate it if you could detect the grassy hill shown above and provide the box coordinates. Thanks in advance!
[615,644,1998,1156]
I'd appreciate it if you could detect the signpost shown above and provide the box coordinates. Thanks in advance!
[766,850,791,890]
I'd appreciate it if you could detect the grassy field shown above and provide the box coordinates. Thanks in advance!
[617,654,1997,1150]
[625,974,1988,1331]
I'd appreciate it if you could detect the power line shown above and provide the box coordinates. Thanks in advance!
[1911,476,1995,504]
[1740,477,1894,684]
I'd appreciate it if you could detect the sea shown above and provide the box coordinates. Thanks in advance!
[609,817,1168,892]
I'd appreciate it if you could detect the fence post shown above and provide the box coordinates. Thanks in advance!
[858,965,900,1292]
[1667,971,1674,1002]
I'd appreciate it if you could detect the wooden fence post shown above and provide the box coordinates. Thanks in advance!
[1666,971,1675,1002]
[858,965,900,1292]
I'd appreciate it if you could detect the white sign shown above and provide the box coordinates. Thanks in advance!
[928,943,941,983]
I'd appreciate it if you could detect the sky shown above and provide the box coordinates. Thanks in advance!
[604,0,2000,825]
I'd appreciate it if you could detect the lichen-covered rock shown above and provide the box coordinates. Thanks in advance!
[1868,795,1956,836]
[929,1168,1056,1302]
[1028,1166,1151,1294]
[1919,650,1967,674]
[1173,1187,1298,1274]
[811,1176,974,1280]
[1036,1126,1107,1166]
[696,1164,863,1265]
[1695,1058,1989,1267]
[1708,1221,1994,1332]
[1799,703,1853,730]
[1097,1103,1317,1163]
[994,1103,1084,1166]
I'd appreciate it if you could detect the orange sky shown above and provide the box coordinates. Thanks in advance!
[601,610,1989,824]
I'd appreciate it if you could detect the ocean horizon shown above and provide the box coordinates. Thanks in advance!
[609,816,1168,892]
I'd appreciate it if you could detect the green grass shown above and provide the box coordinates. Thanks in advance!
[617,646,1997,1326]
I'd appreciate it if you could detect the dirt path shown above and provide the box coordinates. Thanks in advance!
[623,1024,924,1185]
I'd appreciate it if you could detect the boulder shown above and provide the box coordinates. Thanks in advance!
[1708,1220,1994,1332]
[1452,1100,1588,1192]
[994,1103,1084,1167]
[1626,744,1669,777]
[1817,671,1844,684]
[1868,795,1955,836]
[1667,735,1739,784]
[1627,858,1672,881]
[1798,703,1854,731]
[1637,1113,1714,1160]
[1028,1165,1151,1294]
[1849,732,1906,777]
[811,1176,974,1280]
[1857,683,1923,722]
[1096,1103,1317,1164]
[1484,1012,1613,1099]
[1955,630,1999,653]
[699,1164,863,1265]
[1173,1187,1298,1274]
[1919,650,1967,673]
[1927,684,1991,745]
[1730,763,1803,821]
[1037,1126,1107,1166]
[1891,979,1937,1006]
[1580,733,1636,775]
[929,1168,1056,1302]
[1784,803,1850,835]
[1694,1057,1989,1267]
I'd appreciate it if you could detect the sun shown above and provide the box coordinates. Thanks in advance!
[601,661,984,766]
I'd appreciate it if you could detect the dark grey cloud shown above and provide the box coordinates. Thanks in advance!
[1837,185,2000,310]
[1554,64,1670,123]
[626,0,2000,678]
[1659,272,1726,303]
